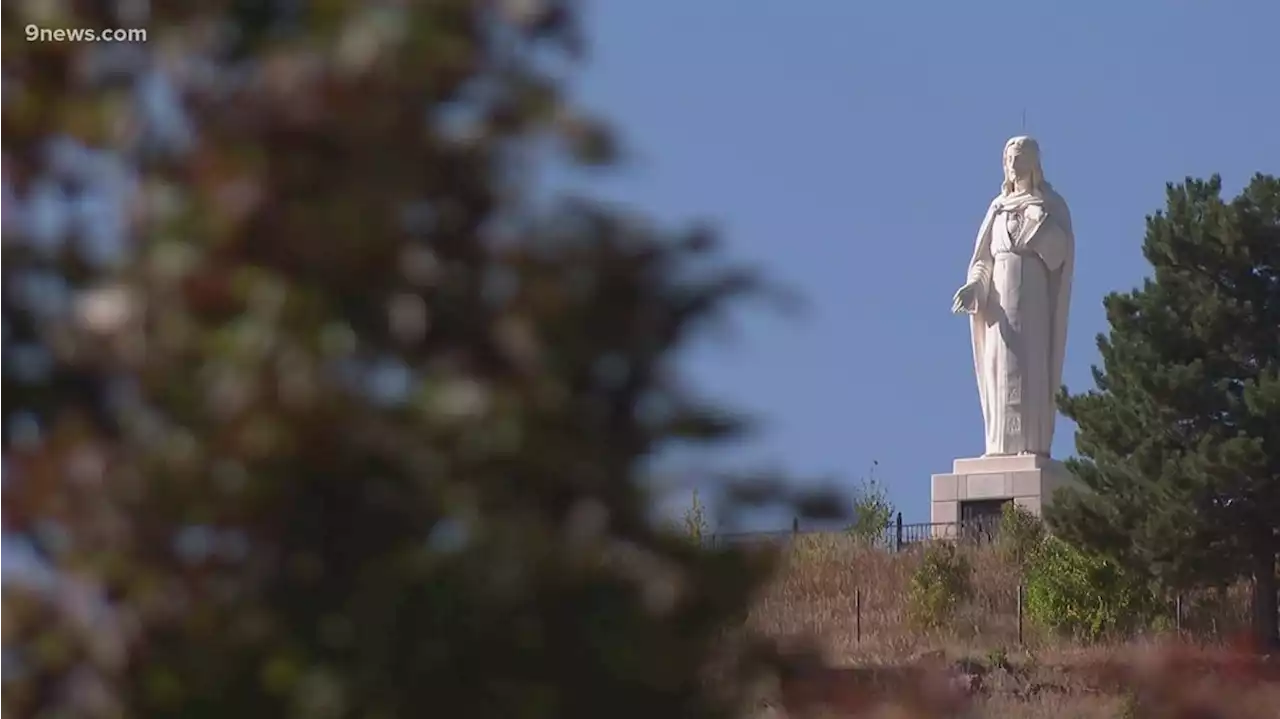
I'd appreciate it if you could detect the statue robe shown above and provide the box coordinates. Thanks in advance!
[965,187,1074,456]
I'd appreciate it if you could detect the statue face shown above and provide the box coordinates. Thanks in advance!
[1004,145,1034,186]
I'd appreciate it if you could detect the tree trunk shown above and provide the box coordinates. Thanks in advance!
[1250,548,1279,652]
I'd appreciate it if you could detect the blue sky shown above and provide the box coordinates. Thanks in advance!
[567,0,1280,525]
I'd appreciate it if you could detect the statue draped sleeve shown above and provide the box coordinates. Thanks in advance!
[1041,196,1074,443]
[965,201,1000,435]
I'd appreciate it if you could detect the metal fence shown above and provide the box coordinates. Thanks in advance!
[705,512,1004,551]
[701,513,1255,644]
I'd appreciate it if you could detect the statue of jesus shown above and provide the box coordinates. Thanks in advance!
[951,136,1074,457]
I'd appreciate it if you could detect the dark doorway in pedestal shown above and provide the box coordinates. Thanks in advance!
[959,498,1009,541]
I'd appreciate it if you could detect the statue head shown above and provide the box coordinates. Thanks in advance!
[1001,135,1044,196]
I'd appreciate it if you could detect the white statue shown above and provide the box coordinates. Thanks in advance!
[951,136,1074,457]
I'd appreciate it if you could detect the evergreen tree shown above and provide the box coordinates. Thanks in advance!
[2,2,840,717]
[1050,174,1280,648]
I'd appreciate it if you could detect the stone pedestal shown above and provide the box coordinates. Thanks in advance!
[930,454,1074,531]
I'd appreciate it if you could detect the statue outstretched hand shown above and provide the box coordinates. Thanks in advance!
[951,280,982,315]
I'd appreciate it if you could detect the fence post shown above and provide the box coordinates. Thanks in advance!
[894,512,903,552]
[1175,594,1182,634]
[792,516,799,536]
[1016,583,1024,646]
[856,588,862,643]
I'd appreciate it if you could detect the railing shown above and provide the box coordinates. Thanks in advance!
[704,512,1005,552]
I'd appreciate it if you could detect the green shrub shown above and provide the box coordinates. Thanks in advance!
[985,646,1011,673]
[908,542,973,629]
[847,465,894,547]
[1023,535,1157,641]
[996,502,1045,570]
[682,489,709,544]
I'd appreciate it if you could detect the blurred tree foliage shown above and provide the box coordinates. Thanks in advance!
[1,2,841,717]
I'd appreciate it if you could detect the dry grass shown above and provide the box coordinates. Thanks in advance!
[743,533,1275,718]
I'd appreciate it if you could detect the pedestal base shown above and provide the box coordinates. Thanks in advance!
[930,454,1074,528]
